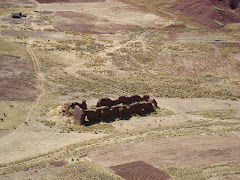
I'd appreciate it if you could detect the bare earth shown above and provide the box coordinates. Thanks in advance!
[88,135,240,168]
[0,130,105,164]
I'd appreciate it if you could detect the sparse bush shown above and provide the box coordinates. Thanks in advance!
[40,120,56,127]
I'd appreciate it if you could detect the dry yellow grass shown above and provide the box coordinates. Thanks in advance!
[57,161,122,180]
[167,162,240,180]
[189,109,237,120]
[0,101,33,130]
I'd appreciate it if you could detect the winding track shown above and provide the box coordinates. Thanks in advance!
[25,37,45,123]
[0,32,45,142]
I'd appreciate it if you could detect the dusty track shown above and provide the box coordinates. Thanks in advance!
[25,37,45,123]
[0,32,45,142]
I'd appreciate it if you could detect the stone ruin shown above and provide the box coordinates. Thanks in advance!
[62,95,158,125]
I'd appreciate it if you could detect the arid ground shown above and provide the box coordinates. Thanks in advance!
[0,0,240,179]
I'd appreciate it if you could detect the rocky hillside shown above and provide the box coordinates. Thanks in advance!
[175,0,240,29]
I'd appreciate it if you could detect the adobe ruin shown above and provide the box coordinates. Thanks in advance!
[62,95,158,125]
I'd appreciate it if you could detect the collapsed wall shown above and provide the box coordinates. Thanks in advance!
[62,95,158,125]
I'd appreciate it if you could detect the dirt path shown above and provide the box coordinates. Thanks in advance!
[25,37,45,123]
[0,29,45,142]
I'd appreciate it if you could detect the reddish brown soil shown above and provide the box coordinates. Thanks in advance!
[213,42,240,48]
[174,0,240,29]
[0,54,40,101]
[36,0,104,3]
[50,160,67,167]
[110,161,171,180]
[88,135,240,169]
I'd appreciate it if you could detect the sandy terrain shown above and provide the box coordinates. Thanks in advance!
[0,130,105,164]
[159,98,240,116]
[234,52,240,63]
[0,97,239,165]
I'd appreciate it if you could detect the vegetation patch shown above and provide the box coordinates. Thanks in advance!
[0,6,32,16]
[153,108,175,117]
[0,101,33,130]
[40,120,56,128]
[167,162,240,180]
[189,109,237,120]
[214,20,225,27]
[167,42,214,53]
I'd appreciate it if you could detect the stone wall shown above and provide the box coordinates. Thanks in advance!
[63,95,158,125]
